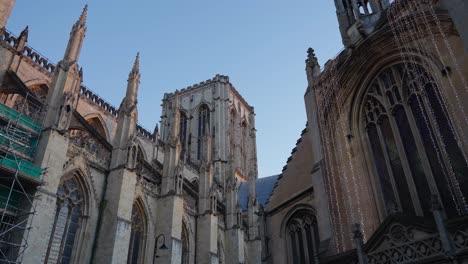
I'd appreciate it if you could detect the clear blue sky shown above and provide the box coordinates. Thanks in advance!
[6,0,343,177]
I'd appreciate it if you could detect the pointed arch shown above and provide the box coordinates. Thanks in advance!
[281,205,319,264]
[181,220,190,264]
[62,156,98,208]
[358,62,468,218]
[127,198,148,264]
[197,103,211,160]
[84,113,109,141]
[180,110,189,154]
[44,170,91,264]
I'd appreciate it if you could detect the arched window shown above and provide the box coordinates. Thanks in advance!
[127,200,146,264]
[362,63,468,217]
[45,174,84,264]
[230,109,236,158]
[180,111,188,152]
[286,210,319,264]
[197,105,210,160]
[240,121,247,175]
[181,222,189,264]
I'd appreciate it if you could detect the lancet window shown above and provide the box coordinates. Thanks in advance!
[45,174,84,264]
[240,121,247,175]
[127,201,146,264]
[286,210,319,264]
[363,63,468,217]
[181,222,189,264]
[180,111,188,153]
[197,104,210,160]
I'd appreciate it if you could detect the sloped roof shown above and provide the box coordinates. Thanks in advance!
[238,174,279,211]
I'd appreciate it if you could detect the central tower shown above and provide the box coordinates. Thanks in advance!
[159,74,258,187]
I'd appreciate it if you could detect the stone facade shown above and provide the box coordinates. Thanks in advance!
[262,0,468,263]
[1,1,468,264]
[0,3,262,264]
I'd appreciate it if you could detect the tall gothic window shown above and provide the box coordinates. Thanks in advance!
[45,174,84,264]
[240,121,247,175]
[363,63,468,217]
[230,109,236,158]
[180,111,188,152]
[197,105,210,160]
[286,210,319,264]
[181,222,189,264]
[128,201,146,264]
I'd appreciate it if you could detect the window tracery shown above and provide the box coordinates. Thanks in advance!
[127,201,146,264]
[286,210,319,264]
[197,105,210,160]
[363,63,468,217]
[45,175,84,264]
[180,111,188,155]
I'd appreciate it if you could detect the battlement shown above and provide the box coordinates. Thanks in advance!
[79,85,119,118]
[164,74,254,112]
[1,28,55,73]
[136,124,155,142]
[165,74,230,98]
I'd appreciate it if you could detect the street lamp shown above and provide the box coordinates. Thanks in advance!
[153,234,168,264]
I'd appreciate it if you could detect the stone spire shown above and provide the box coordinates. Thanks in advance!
[128,52,140,80]
[15,25,28,51]
[306,48,321,87]
[63,4,87,62]
[153,123,159,141]
[123,53,140,109]
[125,52,140,107]
[78,4,88,26]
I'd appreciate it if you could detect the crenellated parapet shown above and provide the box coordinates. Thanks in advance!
[164,74,254,112]
[79,85,119,118]
[136,124,155,142]
[1,28,55,73]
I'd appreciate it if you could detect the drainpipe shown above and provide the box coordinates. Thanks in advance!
[352,223,368,264]
[431,195,456,258]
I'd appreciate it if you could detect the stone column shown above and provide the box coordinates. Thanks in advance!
[22,132,69,263]
[196,212,218,263]
[155,195,184,264]
[94,168,137,264]
[225,225,245,264]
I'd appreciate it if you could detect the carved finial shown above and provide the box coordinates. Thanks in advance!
[154,123,159,133]
[79,67,83,79]
[305,48,321,86]
[129,52,140,80]
[306,48,318,67]
[78,4,88,26]
[19,26,29,40]
[16,26,29,51]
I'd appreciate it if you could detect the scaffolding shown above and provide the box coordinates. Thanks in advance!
[0,91,44,264]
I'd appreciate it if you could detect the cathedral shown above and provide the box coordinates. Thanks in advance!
[0,0,467,263]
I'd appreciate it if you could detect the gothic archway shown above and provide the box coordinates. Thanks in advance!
[361,62,468,217]
[44,172,87,264]
[127,199,147,264]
